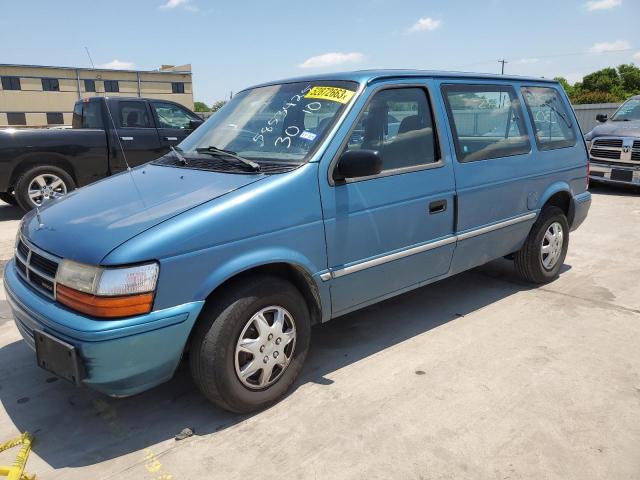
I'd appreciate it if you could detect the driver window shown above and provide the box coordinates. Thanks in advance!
[152,102,196,129]
[345,87,438,171]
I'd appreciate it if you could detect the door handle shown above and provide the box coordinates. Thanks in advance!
[164,136,178,141]
[429,199,447,214]
[120,136,134,141]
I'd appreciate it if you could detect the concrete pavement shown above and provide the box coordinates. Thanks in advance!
[0,185,639,479]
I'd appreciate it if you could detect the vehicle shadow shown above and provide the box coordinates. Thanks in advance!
[0,259,539,470]
[0,203,24,221]
[589,183,640,197]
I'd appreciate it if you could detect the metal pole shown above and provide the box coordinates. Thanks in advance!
[136,71,141,97]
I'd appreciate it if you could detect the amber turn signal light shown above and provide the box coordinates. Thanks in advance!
[57,284,154,318]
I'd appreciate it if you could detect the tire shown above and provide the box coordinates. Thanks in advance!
[14,165,76,211]
[189,275,311,413]
[0,192,18,206]
[514,206,569,284]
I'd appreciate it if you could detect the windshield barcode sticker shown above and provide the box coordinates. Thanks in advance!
[305,87,355,104]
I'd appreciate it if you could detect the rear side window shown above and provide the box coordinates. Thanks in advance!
[442,84,530,162]
[345,87,439,171]
[72,102,104,129]
[521,86,576,150]
[118,102,151,128]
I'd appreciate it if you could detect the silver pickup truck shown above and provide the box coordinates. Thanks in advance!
[585,95,640,187]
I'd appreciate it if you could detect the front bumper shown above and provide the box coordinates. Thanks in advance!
[4,259,204,396]
[590,161,640,186]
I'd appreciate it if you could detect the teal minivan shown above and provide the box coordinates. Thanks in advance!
[5,70,591,412]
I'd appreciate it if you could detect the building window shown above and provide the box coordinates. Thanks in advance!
[84,79,96,92]
[42,78,60,91]
[7,113,27,126]
[172,82,185,94]
[1,76,21,90]
[104,80,119,93]
[46,112,64,125]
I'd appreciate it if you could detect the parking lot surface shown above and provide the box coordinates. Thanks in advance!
[0,186,639,480]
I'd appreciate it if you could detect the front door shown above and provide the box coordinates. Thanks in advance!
[111,100,163,170]
[319,83,457,315]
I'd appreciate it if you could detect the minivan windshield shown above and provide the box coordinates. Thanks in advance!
[179,80,359,164]
[611,97,640,121]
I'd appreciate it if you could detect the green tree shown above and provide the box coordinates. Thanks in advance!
[561,64,640,104]
[210,100,227,113]
[193,101,210,112]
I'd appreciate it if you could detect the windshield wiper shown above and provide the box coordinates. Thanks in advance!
[170,145,188,165]
[196,146,261,172]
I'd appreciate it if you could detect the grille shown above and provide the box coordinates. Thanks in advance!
[634,140,640,149]
[590,148,621,160]
[632,150,640,162]
[593,138,623,148]
[15,237,60,299]
[153,155,296,174]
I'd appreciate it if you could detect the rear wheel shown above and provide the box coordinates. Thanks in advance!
[14,165,75,211]
[0,192,17,206]
[514,206,569,284]
[189,275,311,413]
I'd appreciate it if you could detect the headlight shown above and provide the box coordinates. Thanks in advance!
[55,260,159,318]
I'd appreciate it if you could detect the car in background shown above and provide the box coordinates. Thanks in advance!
[585,95,640,187]
[0,97,203,210]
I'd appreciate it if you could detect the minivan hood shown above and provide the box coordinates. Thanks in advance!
[587,120,640,138]
[23,165,265,264]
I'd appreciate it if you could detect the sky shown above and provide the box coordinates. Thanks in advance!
[1,0,639,105]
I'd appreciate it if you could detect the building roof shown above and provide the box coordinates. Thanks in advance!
[0,63,191,75]
[247,69,558,91]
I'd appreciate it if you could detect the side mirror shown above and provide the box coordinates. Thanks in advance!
[334,149,382,181]
[596,113,608,123]
[189,119,203,130]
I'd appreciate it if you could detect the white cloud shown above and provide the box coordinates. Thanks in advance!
[159,0,197,10]
[590,39,630,53]
[407,17,442,34]
[515,58,539,64]
[299,52,364,69]
[585,0,621,11]
[98,59,135,70]
[633,51,640,61]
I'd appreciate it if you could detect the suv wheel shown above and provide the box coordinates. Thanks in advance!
[189,275,311,413]
[14,166,76,211]
[514,206,569,284]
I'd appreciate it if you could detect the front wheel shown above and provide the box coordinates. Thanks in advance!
[14,165,76,211]
[514,206,569,284]
[189,275,311,413]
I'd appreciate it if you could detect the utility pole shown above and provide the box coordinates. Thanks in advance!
[498,59,508,75]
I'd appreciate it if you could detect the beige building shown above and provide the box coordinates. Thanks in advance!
[0,63,194,128]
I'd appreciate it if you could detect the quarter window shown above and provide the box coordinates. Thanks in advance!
[84,79,96,92]
[521,86,576,150]
[118,102,151,128]
[46,112,64,125]
[42,78,60,91]
[152,102,198,129]
[7,113,26,126]
[172,82,185,94]
[442,84,530,162]
[344,87,439,171]
[1,76,21,90]
[104,80,119,93]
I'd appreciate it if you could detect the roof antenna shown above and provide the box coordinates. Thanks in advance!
[84,47,95,69]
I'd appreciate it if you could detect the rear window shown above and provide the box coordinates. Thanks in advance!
[118,102,151,128]
[442,84,530,162]
[72,101,104,129]
[521,86,576,150]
